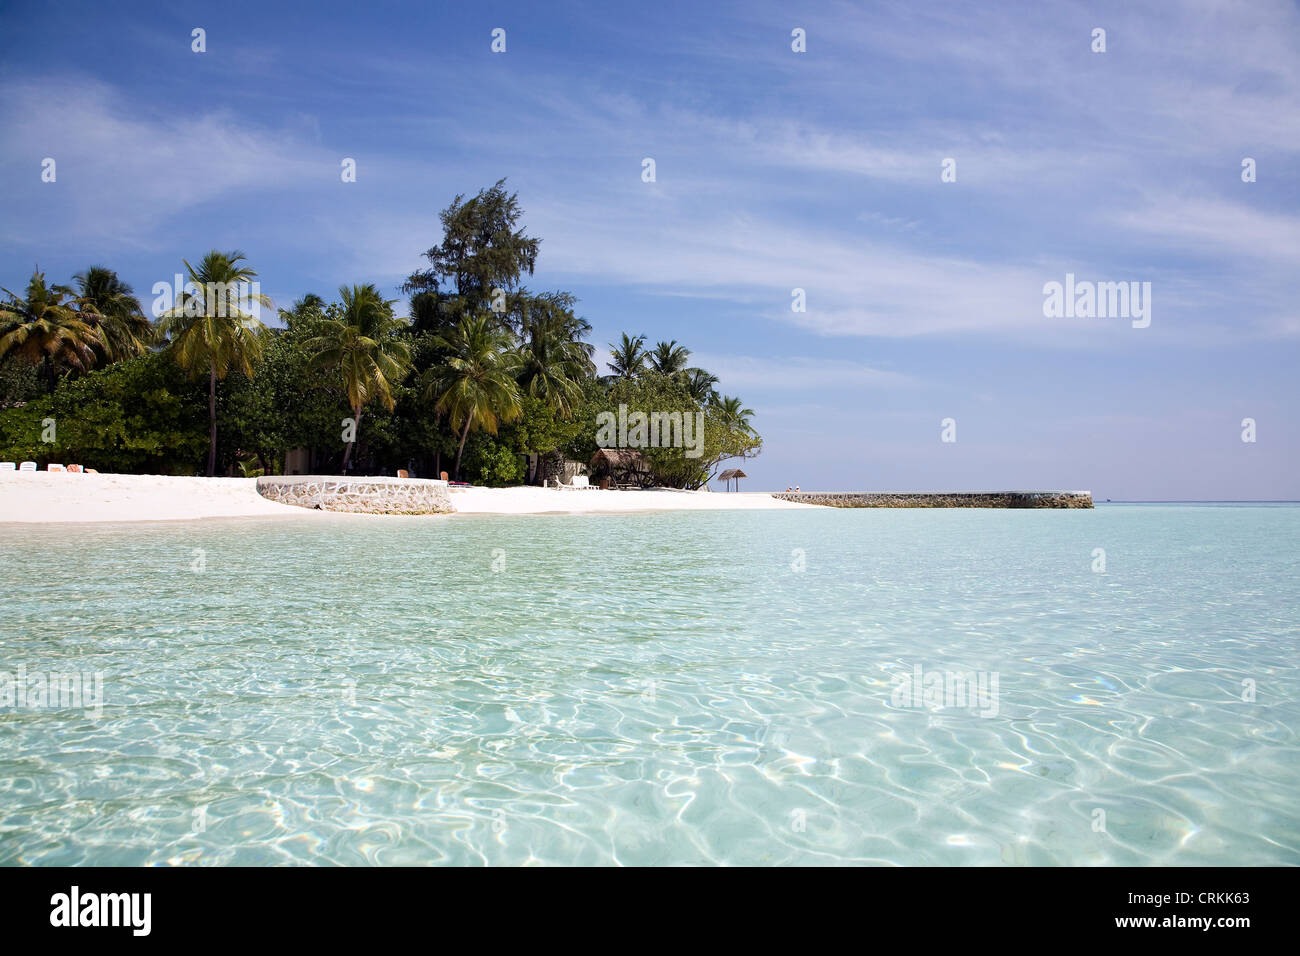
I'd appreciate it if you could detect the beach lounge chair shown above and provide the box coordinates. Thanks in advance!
[46,464,65,472]
[19,461,37,471]
[397,469,409,478]
[0,462,14,471]
[66,464,83,473]
[569,475,590,489]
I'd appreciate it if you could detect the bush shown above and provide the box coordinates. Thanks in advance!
[463,433,524,485]
[0,352,208,473]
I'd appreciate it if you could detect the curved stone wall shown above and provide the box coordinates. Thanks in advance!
[772,491,1093,509]
[256,476,454,514]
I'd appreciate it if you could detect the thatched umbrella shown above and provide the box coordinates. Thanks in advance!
[718,468,747,491]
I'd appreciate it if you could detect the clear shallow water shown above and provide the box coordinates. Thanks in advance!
[0,504,1296,866]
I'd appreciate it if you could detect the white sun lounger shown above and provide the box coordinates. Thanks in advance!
[0,462,14,471]
[46,463,66,472]
[18,461,37,471]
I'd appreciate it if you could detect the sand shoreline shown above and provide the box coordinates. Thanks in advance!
[0,472,812,523]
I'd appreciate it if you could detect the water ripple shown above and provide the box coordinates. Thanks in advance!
[1,505,1297,865]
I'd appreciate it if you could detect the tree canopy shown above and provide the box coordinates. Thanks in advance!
[0,181,763,487]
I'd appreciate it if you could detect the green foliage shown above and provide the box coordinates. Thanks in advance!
[423,312,523,479]
[511,394,587,458]
[73,266,153,363]
[646,340,690,376]
[0,185,764,485]
[0,356,42,407]
[156,250,270,382]
[582,373,761,489]
[0,351,207,472]
[220,304,349,471]
[0,271,102,392]
[463,432,525,486]
[515,291,594,417]
[304,284,412,472]
[402,178,541,332]
[156,249,271,475]
[606,332,647,379]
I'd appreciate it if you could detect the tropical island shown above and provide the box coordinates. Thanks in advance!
[0,181,762,500]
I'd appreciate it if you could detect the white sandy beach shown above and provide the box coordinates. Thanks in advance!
[0,472,812,523]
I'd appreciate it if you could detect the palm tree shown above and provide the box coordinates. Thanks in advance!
[281,293,325,320]
[715,395,755,433]
[156,250,271,476]
[683,367,720,405]
[278,293,328,336]
[518,305,595,419]
[606,332,647,379]
[647,339,691,376]
[292,293,326,313]
[73,266,153,362]
[424,313,523,480]
[305,284,412,473]
[0,271,102,393]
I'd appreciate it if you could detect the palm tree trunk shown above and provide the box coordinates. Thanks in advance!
[453,417,472,481]
[341,404,361,474]
[44,357,57,395]
[206,362,217,477]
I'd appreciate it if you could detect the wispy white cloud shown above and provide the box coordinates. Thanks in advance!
[0,78,332,245]
[693,354,920,391]
[1111,194,1300,263]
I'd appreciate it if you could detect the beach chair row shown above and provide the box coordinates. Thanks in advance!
[0,462,95,473]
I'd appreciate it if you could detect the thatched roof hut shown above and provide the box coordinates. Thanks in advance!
[589,448,651,486]
[718,468,748,491]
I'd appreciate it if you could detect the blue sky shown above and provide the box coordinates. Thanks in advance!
[2,0,1297,498]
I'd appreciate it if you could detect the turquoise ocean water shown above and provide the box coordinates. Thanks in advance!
[1,504,1296,865]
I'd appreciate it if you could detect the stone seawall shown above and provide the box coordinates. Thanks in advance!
[256,476,454,514]
[773,491,1093,509]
